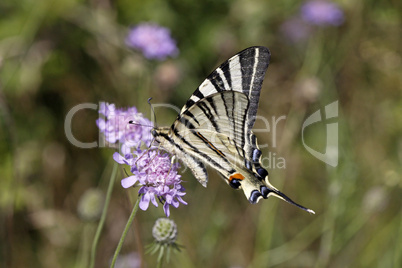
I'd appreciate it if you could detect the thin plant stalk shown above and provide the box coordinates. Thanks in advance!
[89,162,118,268]
[110,196,141,268]
[156,249,164,268]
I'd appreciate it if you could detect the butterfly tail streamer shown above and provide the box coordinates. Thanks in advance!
[268,187,315,214]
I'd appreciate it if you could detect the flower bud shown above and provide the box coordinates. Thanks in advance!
[152,218,178,244]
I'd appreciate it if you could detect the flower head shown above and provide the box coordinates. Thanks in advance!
[301,0,344,26]
[96,102,153,149]
[97,103,187,216]
[126,23,179,60]
[152,218,178,244]
[116,149,187,217]
[146,218,182,264]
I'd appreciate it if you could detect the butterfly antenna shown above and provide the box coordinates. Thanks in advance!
[148,97,157,127]
[128,121,153,128]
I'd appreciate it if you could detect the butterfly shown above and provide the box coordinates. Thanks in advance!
[151,46,314,214]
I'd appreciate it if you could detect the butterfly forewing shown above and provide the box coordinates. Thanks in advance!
[180,46,270,129]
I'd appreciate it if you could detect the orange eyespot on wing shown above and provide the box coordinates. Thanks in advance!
[228,173,245,189]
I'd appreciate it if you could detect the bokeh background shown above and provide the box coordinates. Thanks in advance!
[1,0,401,267]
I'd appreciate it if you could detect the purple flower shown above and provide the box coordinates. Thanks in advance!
[116,149,187,217]
[96,102,153,149]
[301,1,344,26]
[97,103,186,216]
[114,252,141,268]
[126,23,179,60]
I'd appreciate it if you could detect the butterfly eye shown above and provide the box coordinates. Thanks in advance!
[229,179,241,189]
[249,190,262,204]
[151,129,158,137]
[257,168,268,179]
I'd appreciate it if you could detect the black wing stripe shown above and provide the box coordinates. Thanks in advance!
[183,99,195,112]
[178,114,197,129]
[197,101,220,132]
[208,75,225,93]
[219,63,232,89]
[171,127,234,175]
[182,110,200,126]
[193,88,205,99]
[206,96,218,116]
[239,48,255,98]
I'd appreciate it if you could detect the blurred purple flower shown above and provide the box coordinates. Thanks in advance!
[280,17,312,42]
[96,102,153,149]
[114,252,141,268]
[301,0,344,26]
[126,23,179,60]
[115,149,187,217]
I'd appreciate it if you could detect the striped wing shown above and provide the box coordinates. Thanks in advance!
[153,47,314,213]
[173,91,274,203]
[180,46,270,131]
[179,46,270,168]
[175,91,249,178]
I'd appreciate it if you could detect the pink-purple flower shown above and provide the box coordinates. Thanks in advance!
[97,103,187,217]
[301,0,344,26]
[126,23,179,60]
[115,149,187,217]
[96,102,153,149]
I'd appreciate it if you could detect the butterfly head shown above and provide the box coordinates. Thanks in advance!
[150,127,171,144]
[151,128,158,139]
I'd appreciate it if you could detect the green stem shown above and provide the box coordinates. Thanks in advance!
[110,196,141,268]
[89,162,118,268]
[156,248,164,268]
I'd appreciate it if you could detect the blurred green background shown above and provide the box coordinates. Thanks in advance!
[1,0,401,267]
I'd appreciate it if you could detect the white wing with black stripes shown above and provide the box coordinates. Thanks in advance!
[152,47,314,214]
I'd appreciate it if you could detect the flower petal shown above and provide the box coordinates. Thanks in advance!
[121,176,138,188]
[176,196,188,205]
[113,152,127,164]
[150,193,158,207]
[121,143,131,155]
[139,192,151,210]
[163,202,170,217]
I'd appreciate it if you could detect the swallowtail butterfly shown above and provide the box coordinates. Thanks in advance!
[152,46,314,214]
